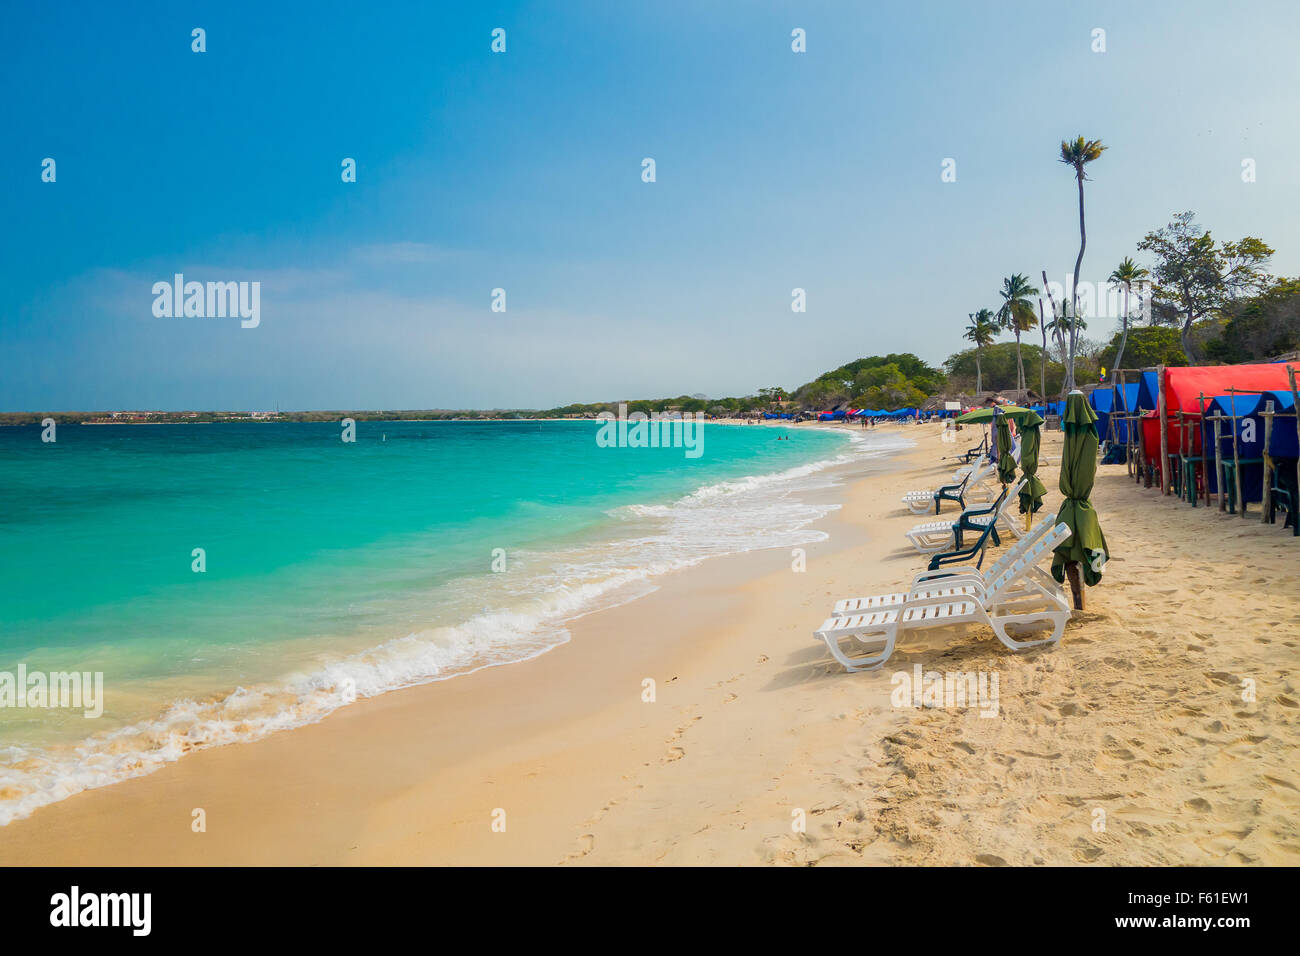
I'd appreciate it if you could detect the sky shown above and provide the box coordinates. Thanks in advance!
[3,0,1300,411]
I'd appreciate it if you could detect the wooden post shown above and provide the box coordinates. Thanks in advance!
[1261,402,1274,524]
[1157,365,1169,496]
[1213,414,1225,511]
[1289,366,1300,520]
[1180,411,1189,504]
[1136,402,1149,487]
[1228,390,1245,517]
[1119,369,1135,479]
[1198,393,1209,506]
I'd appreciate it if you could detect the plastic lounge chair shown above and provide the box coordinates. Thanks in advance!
[909,517,1068,612]
[813,523,1072,671]
[906,463,998,517]
[906,479,1024,554]
[902,462,994,515]
[927,509,1001,571]
[952,437,1020,482]
[838,511,1054,618]
[953,478,1026,548]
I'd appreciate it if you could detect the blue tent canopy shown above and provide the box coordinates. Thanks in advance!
[1089,389,1113,441]
[1197,394,1266,500]
[1254,390,1298,457]
[1101,383,1141,444]
[1135,370,1161,411]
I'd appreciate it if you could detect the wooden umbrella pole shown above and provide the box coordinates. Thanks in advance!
[1065,562,1084,610]
[1157,366,1169,496]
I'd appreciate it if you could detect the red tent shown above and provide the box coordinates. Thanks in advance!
[1141,363,1297,469]
[1163,364,1294,415]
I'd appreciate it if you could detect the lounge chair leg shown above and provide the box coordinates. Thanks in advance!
[816,628,898,672]
[990,612,1067,652]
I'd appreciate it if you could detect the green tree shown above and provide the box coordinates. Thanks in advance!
[944,342,1064,396]
[1097,325,1188,370]
[1059,136,1107,390]
[996,273,1040,393]
[962,308,998,394]
[1107,256,1149,375]
[1205,278,1300,363]
[1137,211,1274,363]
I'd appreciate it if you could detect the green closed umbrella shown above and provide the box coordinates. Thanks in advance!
[994,412,1016,486]
[1051,392,1109,607]
[1018,408,1047,520]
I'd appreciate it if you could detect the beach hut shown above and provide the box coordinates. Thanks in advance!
[1200,394,1265,511]
[1140,363,1296,497]
[1255,390,1299,532]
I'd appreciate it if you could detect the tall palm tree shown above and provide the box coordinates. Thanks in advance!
[1059,136,1106,392]
[1107,256,1149,374]
[996,273,1040,396]
[963,309,997,394]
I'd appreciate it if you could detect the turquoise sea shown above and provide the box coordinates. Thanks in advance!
[0,419,906,823]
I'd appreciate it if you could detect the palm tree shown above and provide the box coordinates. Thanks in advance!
[996,273,1040,396]
[1107,256,1149,374]
[1059,136,1106,392]
[963,309,997,394]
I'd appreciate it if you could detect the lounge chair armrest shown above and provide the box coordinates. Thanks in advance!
[913,565,980,583]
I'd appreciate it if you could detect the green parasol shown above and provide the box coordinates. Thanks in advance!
[1017,408,1047,518]
[955,405,1035,425]
[994,412,1016,486]
[1051,392,1109,597]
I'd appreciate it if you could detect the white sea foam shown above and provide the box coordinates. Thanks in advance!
[0,427,911,826]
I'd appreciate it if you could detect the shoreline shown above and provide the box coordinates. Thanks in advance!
[4,421,1297,865]
[0,419,891,831]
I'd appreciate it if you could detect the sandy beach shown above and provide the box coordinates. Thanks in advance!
[2,421,1297,866]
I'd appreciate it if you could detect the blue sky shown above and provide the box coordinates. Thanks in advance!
[4,0,1299,410]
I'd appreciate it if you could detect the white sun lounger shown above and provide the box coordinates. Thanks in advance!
[907,517,1068,612]
[814,522,1072,671]
[834,513,1056,618]
[952,438,1021,482]
[905,478,1026,553]
[901,462,996,515]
